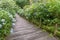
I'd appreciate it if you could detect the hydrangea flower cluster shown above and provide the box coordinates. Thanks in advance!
[0,19,5,28]
[0,13,16,29]
[9,14,16,26]
[7,13,16,33]
[0,10,16,38]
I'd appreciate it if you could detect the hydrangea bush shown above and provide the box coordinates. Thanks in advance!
[14,0,30,8]
[18,0,60,37]
[0,10,16,40]
[0,0,19,15]
[0,0,19,40]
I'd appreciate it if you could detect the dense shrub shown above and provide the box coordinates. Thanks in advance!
[14,0,30,8]
[0,0,19,15]
[0,0,19,40]
[18,9,25,16]
[18,0,60,37]
[0,10,15,40]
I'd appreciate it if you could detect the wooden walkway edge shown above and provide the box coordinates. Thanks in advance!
[6,14,58,40]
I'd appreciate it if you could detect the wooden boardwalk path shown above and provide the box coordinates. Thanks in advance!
[6,14,58,40]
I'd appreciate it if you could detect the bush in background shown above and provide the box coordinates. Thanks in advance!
[0,0,19,15]
[14,0,30,8]
[18,0,60,37]
[0,10,14,40]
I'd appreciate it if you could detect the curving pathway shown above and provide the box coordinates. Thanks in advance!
[6,14,58,40]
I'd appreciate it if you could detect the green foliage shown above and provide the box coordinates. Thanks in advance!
[0,10,14,40]
[15,0,29,8]
[56,31,60,37]
[0,0,19,40]
[19,0,60,25]
[0,0,19,15]
[18,9,25,16]
[18,0,60,37]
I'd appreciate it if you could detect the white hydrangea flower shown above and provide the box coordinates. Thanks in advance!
[2,23,6,25]
[10,28,14,33]
[26,17,28,19]
[9,15,13,18]
[1,19,5,22]
[12,18,16,22]
[0,24,2,28]
[48,20,50,22]
[12,23,15,26]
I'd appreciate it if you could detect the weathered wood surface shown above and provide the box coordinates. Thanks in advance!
[6,14,58,40]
